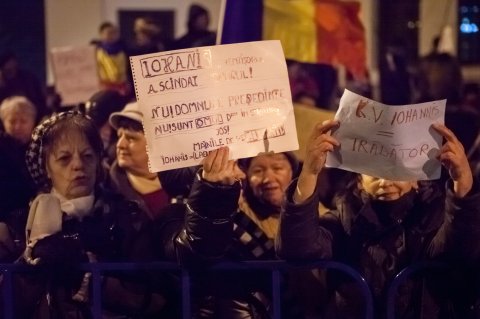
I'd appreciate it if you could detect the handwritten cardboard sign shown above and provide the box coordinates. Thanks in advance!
[50,45,100,106]
[325,89,446,180]
[130,40,298,172]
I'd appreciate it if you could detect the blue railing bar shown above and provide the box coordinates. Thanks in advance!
[2,269,13,319]
[277,260,374,319]
[181,268,191,319]
[0,260,373,319]
[386,261,449,319]
[91,267,102,319]
[272,269,281,319]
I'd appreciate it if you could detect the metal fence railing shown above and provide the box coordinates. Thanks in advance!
[386,261,452,319]
[0,260,374,319]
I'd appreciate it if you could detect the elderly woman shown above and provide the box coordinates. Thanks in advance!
[5,111,242,318]
[159,151,323,318]
[0,95,37,144]
[276,120,480,318]
[0,96,37,255]
[107,101,172,220]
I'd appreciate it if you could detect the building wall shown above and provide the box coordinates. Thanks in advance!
[45,0,221,85]
[45,0,103,85]
[44,0,479,85]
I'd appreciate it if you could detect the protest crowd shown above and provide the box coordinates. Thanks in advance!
[1,1,480,319]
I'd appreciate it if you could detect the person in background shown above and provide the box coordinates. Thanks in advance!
[126,16,172,98]
[461,82,480,117]
[174,3,216,49]
[412,47,479,156]
[107,101,172,220]
[380,37,412,105]
[94,22,129,96]
[0,51,47,121]
[130,16,170,55]
[0,95,37,144]
[276,120,480,318]
[84,89,126,169]
[0,96,37,261]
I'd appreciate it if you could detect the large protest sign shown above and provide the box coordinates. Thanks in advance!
[130,40,298,172]
[50,45,100,106]
[325,90,446,180]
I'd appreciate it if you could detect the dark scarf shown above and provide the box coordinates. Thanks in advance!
[369,189,417,227]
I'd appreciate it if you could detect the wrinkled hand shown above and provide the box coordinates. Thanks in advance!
[433,123,473,198]
[201,147,246,185]
[294,120,340,203]
[302,120,340,176]
[24,245,41,265]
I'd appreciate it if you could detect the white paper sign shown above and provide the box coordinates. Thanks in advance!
[50,45,100,106]
[130,40,298,172]
[325,89,446,180]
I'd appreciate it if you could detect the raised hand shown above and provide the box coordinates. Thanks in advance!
[432,123,473,198]
[201,146,246,185]
[303,120,340,175]
[294,120,340,203]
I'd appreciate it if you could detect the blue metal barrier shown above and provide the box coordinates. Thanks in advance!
[386,261,450,319]
[0,260,373,319]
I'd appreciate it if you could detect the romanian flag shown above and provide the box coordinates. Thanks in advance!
[221,0,367,79]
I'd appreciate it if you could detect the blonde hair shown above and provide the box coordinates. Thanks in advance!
[0,96,37,121]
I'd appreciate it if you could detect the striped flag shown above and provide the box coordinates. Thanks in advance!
[221,0,367,79]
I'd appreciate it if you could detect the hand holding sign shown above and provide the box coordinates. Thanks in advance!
[326,90,446,181]
[294,120,340,204]
[303,120,340,176]
[433,123,473,198]
[130,40,298,172]
[202,147,246,185]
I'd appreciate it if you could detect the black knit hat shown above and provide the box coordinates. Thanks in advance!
[85,90,126,128]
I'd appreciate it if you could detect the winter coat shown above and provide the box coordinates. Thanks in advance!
[1,172,240,319]
[0,132,36,217]
[277,178,480,319]
[160,167,307,319]
[106,161,170,220]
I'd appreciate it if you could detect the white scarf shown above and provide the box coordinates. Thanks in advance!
[51,189,95,220]
[26,190,95,248]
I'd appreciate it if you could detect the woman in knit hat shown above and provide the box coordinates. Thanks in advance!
[5,111,241,318]
[14,110,152,317]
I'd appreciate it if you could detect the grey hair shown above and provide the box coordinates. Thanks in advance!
[0,96,37,121]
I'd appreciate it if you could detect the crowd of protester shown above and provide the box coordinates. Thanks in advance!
[0,3,480,318]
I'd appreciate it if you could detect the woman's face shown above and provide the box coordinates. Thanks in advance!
[46,131,98,199]
[116,127,150,176]
[359,175,417,201]
[3,111,35,144]
[247,153,293,207]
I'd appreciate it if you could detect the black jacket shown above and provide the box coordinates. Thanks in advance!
[277,178,480,318]
[2,173,241,319]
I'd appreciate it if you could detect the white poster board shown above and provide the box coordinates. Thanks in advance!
[325,90,446,180]
[130,40,298,172]
[50,45,100,106]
